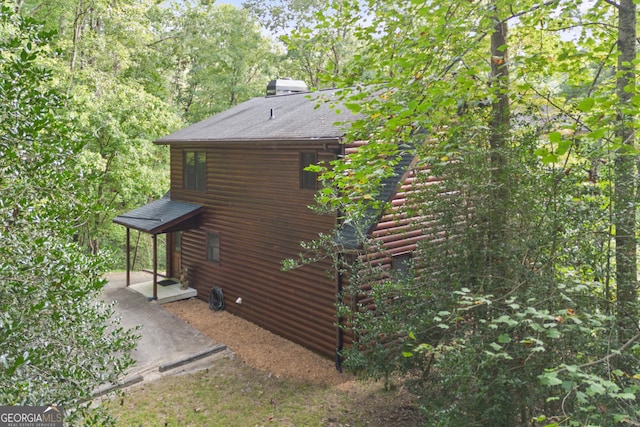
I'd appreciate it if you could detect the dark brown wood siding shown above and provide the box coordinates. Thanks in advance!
[342,142,443,311]
[365,168,444,271]
[169,143,339,358]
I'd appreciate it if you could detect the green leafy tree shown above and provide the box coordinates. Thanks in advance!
[290,0,639,424]
[0,4,137,423]
[244,0,359,88]
[166,1,281,123]
[16,0,182,263]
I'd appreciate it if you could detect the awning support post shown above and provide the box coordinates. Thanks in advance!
[126,227,130,287]
[153,233,158,301]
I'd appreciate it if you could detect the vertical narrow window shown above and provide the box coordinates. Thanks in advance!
[184,151,206,191]
[207,232,220,263]
[174,231,182,252]
[300,152,317,189]
[195,151,206,191]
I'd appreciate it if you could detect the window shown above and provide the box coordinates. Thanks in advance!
[184,151,206,191]
[392,253,412,277]
[207,232,220,263]
[300,152,317,189]
[173,231,182,253]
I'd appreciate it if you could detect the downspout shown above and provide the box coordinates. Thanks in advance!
[334,141,346,373]
[335,253,344,373]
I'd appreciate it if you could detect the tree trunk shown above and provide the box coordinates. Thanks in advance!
[614,0,638,341]
[487,15,510,273]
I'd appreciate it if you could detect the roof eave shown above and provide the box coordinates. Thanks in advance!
[154,136,344,146]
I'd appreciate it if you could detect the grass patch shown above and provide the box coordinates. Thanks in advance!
[101,356,424,426]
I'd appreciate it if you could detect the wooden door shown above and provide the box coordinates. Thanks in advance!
[170,231,182,278]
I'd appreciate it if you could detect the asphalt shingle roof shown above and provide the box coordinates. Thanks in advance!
[155,89,357,144]
[113,198,203,234]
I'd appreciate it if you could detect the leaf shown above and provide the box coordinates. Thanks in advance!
[402,351,414,358]
[577,97,595,112]
[539,372,562,386]
[498,334,511,343]
[587,382,606,396]
[415,343,432,352]
[548,131,562,143]
[587,128,606,139]
[345,102,362,113]
[546,328,561,339]
[539,152,559,164]
[555,140,572,156]
[494,315,517,326]
[616,393,636,400]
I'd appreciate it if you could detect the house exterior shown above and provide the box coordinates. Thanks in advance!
[114,86,434,361]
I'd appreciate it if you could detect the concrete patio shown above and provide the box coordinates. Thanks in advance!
[129,278,197,304]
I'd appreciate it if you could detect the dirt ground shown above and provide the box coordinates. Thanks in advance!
[163,298,425,426]
[163,298,347,386]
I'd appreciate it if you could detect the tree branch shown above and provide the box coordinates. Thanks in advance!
[439,0,559,79]
[503,0,560,24]
[603,0,620,9]
[146,34,181,48]
[554,330,640,374]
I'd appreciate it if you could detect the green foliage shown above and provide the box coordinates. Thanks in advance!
[15,0,185,265]
[0,4,137,422]
[337,135,638,425]
[12,0,316,267]
[70,79,178,256]
[165,1,281,123]
[290,0,640,425]
[245,0,361,88]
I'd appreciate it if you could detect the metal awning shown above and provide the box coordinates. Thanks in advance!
[113,198,203,235]
[112,197,203,300]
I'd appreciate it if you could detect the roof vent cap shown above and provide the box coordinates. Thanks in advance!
[266,78,308,96]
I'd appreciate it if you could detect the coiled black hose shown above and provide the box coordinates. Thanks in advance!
[209,287,224,311]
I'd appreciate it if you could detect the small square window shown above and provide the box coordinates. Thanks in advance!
[392,253,412,277]
[300,152,318,190]
[207,232,220,263]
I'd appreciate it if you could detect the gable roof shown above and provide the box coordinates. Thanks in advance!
[155,89,358,144]
[336,150,416,249]
[151,86,418,249]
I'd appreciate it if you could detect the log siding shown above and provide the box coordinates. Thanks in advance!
[169,143,340,357]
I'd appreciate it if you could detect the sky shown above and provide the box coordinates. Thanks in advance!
[218,0,244,7]
[171,0,246,9]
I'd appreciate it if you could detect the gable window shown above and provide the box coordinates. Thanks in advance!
[207,232,220,263]
[184,151,206,191]
[300,152,317,190]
